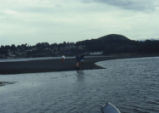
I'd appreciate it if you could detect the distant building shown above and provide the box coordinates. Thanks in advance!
[89,51,103,56]
[8,50,16,58]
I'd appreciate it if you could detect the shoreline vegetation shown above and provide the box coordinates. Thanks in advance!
[0,54,159,75]
[1,34,159,59]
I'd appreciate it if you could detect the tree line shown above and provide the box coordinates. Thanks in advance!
[0,34,159,58]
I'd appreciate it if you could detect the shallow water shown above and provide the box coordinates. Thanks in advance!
[0,57,159,113]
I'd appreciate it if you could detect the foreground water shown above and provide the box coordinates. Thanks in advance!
[0,57,159,113]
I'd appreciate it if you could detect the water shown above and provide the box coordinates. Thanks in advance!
[0,57,159,113]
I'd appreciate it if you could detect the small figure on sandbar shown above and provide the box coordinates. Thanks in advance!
[75,54,85,70]
[61,55,66,62]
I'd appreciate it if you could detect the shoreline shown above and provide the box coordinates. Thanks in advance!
[0,55,159,75]
[0,56,108,75]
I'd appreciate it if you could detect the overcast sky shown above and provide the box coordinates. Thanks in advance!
[0,0,159,45]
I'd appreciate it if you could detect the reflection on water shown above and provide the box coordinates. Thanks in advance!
[76,70,85,81]
[0,57,159,113]
[0,81,15,86]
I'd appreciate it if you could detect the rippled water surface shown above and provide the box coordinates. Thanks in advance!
[0,57,159,113]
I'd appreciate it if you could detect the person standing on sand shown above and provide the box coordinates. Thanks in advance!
[75,54,85,69]
[80,54,85,63]
[61,55,66,62]
[75,55,80,69]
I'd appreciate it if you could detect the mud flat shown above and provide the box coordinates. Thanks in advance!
[0,56,110,74]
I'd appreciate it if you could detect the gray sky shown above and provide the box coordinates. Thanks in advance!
[0,0,159,45]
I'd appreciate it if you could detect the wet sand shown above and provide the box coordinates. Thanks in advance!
[0,56,110,74]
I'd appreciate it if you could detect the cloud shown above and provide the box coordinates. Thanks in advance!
[83,0,159,11]
[0,0,159,45]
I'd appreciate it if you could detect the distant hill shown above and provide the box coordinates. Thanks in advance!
[98,34,130,41]
[77,34,132,45]
[76,34,136,54]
